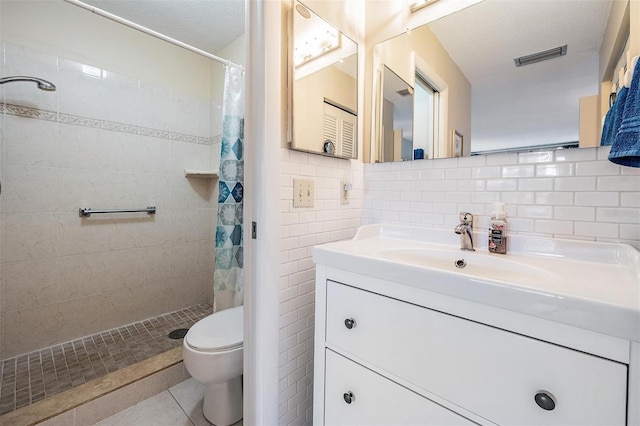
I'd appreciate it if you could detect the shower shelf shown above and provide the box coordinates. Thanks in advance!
[184,169,219,178]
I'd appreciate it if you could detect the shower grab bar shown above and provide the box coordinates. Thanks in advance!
[79,206,156,217]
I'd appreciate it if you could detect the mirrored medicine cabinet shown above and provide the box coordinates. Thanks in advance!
[289,0,358,160]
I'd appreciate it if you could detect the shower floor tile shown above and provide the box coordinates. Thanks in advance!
[0,304,212,416]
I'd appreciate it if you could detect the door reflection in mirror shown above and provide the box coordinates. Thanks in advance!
[380,66,442,162]
[414,72,440,160]
[381,66,413,162]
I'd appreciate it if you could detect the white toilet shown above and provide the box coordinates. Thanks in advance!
[182,305,243,426]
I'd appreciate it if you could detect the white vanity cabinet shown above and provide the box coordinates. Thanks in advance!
[313,273,633,425]
[312,225,639,425]
[324,350,474,425]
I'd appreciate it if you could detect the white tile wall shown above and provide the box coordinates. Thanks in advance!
[363,146,640,249]
[0,42,219,359]
[278,148,363,425]
[275,144,640,426]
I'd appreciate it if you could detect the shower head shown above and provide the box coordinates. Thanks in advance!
[0,76,56,91]
[36,80,57,91]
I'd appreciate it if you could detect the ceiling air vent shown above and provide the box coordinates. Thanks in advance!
[514,45,567,67]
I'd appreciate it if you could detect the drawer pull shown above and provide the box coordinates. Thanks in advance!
[343,391,355,404]
[534,392,556,411]
[344,318,357,329]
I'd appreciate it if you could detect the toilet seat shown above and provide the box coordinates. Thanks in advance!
[185,305,243,352]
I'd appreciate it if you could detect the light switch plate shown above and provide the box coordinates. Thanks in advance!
[293,178,314,207]
[340,180,350,204]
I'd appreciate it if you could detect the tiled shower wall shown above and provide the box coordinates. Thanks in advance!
[0,42,219,359]
[278,148,363,425]
[363,146,640,249]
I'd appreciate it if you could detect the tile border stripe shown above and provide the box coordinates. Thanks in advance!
[1,102,216,146]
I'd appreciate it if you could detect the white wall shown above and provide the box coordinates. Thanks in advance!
[363,146,640,249]
[0,0,4,367]
[277,0,365,424]
[278,149,363,424]
[244,0,287,423]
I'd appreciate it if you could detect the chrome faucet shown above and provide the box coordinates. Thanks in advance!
[454,212,475,251]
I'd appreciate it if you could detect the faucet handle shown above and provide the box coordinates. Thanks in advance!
[459,212,473,224]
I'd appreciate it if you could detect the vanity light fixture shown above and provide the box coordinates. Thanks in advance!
[294,28,341,67]
[409,0,440,13]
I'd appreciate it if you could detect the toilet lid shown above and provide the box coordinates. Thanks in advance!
[185,305,243,351]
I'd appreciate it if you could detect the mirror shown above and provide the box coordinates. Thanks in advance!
[372,0,626,161]
[290,1,358,159]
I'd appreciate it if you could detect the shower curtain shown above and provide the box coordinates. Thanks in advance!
[214,65,244,311]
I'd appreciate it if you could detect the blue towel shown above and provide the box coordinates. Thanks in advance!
[609,59,640,167]
[600,87,627,146]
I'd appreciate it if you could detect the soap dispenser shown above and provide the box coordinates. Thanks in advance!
[488,202,508,254]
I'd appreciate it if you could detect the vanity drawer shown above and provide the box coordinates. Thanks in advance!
[325,281,628,426]
[324,349,475,425]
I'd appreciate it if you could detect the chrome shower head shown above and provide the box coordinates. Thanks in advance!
[0,76,56,91]
[36,80,56,91]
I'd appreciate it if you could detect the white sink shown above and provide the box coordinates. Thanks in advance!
[313,224,640,342]
[376,246,554,283]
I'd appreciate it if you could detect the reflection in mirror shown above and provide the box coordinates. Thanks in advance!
[379,64,443,162]
[372,0,627,161]
[291,1,358,159]
[414,72,439,159]
[381,66,413,161]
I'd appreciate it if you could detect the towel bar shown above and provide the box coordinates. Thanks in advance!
[79,206,156,217]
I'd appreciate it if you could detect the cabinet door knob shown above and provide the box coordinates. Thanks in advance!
[344,318,356,329]
[343,391,355,404]
[534,392,556,411]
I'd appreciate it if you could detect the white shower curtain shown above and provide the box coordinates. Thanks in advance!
[214,65,244,311]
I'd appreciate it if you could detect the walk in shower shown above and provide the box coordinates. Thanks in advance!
[0,0,245,418]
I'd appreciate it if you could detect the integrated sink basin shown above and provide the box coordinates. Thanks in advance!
[376,246,554,283]
[313,224,640,342]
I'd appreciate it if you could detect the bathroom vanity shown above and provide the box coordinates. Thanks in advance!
[312,225,640,425]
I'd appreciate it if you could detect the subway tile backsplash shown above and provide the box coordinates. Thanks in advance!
[363,146,640,249]
[278,148,363,425]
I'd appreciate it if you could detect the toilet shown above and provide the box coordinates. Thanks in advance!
[182,305,243,426]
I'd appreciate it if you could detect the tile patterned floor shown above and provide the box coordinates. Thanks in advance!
[96,377,243,426]
[0,304,212,415]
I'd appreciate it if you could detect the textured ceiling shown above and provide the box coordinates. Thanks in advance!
[82,0,245,54]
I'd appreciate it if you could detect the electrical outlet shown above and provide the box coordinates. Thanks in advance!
[293,178,314,208]
[340,180,350,204]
